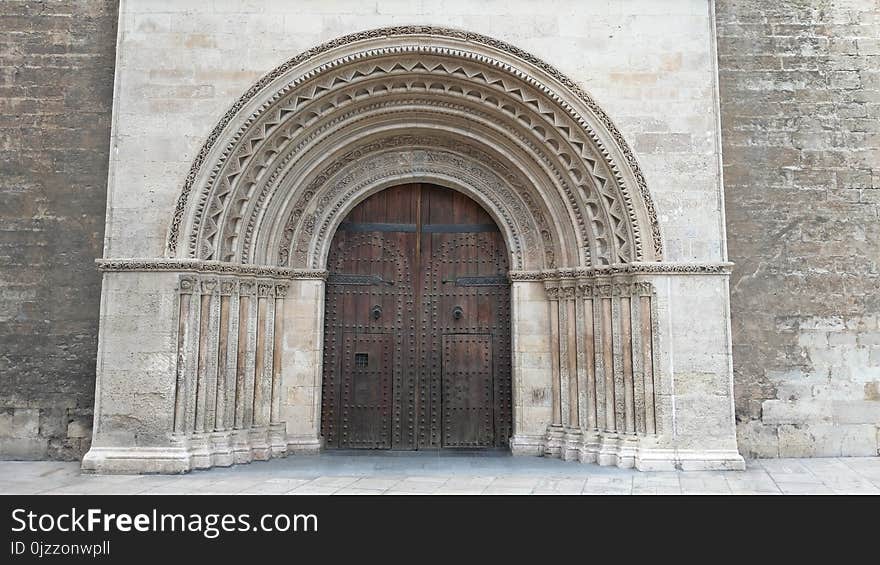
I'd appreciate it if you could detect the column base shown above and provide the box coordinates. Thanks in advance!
[82,424,298,474]
[635,448,746,471]
[509,434,545,456]
[81,447,193,474]
[287,435,323,454]
[512,426,746,472]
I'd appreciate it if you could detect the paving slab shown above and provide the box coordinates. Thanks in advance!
[1,455,879,495]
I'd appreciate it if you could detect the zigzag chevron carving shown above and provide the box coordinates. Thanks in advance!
[169,27,663,271]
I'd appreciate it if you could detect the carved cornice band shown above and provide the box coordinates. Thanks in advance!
[99,258,728,282]
[96,258,327,280]
[509,262,734,281]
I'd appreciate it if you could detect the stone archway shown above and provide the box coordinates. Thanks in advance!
[82,27,744,474]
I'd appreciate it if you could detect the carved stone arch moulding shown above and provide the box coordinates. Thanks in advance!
[231,94,591,268]
[269,135,561,271]
[248,114,579,269]
[167,26,664,270]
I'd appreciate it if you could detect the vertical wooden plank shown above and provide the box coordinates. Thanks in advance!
[321,281,337,447]
[413,183,425,449]
[339,267,354,446]
[405,258,419,449]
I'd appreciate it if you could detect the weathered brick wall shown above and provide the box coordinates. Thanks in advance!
[717,0,880,457]
[0,1,117,459]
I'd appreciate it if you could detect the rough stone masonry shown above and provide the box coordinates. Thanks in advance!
[0,0,877,461]
[717,0,880,457]
[0,1,117,459]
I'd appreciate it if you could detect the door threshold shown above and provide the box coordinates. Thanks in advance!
[323,448,512,458]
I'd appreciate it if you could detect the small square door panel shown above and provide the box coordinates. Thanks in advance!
[340,333,393,448]
[442,334,493,447]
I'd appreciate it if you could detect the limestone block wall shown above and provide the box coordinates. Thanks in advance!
[106,0,725,264]
[717,0,880,457]
[279,278,324,452]
[88,271,179,450]
[511,281,554,442]
[0,0,117,460]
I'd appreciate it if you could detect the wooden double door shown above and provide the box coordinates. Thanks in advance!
[321,183,512,450]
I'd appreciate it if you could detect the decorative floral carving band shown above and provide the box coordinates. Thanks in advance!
[95,258,327,280]
[508,262,734,281]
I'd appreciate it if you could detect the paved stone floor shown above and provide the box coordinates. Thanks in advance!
[1,453,879,495]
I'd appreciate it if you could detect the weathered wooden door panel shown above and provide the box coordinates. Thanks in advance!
[322,183,511,450]
[339,333,393,448]
[441,334,494,447]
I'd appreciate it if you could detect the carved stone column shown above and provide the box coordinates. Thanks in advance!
[576,279,599,461]
[82,262,294,474]
[269,284,288,457]
[542,279,564,457]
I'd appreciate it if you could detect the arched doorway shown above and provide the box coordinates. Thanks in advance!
[82,27,745,474]
[320,183,512,450]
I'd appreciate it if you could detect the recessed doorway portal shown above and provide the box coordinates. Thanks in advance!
[320,183,512,450]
